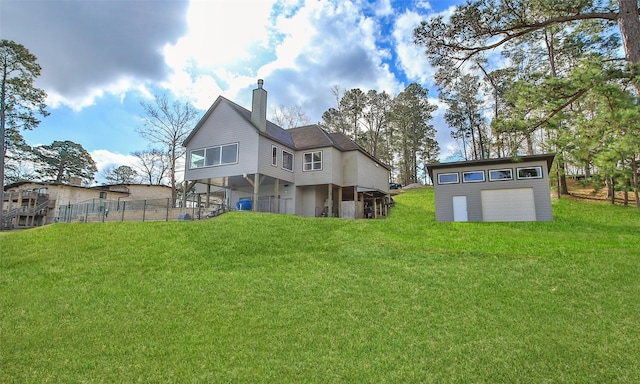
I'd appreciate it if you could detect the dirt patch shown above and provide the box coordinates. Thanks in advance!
[565,178,638,207]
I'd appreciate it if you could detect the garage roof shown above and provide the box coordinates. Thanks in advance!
[426,153,556,180]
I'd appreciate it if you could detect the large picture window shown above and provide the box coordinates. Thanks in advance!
[303,151,322,171]
[190,149,205,168]
[282,150,293,171]
[438,172,459,184]
[516,166,543,179]
[221,145,237,164]
[489,168,513,181]
[189,143,238,169]
[205,147,220,166]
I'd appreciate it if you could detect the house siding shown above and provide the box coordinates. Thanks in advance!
[342,152,358,186]
[185,101,260,181]
[294,184,341,217]
[342,151,389,192]
[107,185,172,201]
[297,186,317,217]
[354,151,389,192]
[432,158,553,222]
[257,137,296,183]
[330,148,344,186]
[295,147,343,186]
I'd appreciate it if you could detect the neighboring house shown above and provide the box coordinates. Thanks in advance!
[2,181,172,228]
[96,184,173,201]
[183,80,391,219]
[426,154,555,222]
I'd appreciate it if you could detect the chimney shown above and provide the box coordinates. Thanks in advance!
[68,176,83,187]
[251,79,267,132]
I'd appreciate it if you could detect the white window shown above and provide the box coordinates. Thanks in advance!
[189,143,238,169]
[489,168,513,181]
[462,171,485,183]
[271,145,277,166]
[190,149,205,169]
[303,151,322,171]
[282,150,293,172]
[437,172,459,184]
[205,147,220,166]
[221,144,237,164]
[516,166,543,179]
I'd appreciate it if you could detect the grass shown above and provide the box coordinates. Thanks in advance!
[1,187,639,383]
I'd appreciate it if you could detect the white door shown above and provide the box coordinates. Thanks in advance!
[452,196,468,222]
[481,188,536,222]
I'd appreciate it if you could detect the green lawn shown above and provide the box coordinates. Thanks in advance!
[1,187,639,383]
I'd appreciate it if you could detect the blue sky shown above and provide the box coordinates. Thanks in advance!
[2,0,464,180]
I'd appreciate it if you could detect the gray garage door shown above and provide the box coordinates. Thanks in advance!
[481,188,536,222]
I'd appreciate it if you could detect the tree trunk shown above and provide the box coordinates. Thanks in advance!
[0,66,6,230]
[526,134,534,155]
[610,176,616,204]
[469,125,478,160]
[617,0,640,95]
[632,157,639,208]
[584,162,591,179]
[556,167,561,199]
[557,154,569,195]
[170,147,177,205]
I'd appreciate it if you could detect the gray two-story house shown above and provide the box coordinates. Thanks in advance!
[183,80,391,219]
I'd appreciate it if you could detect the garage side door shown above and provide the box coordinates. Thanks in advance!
[481,188,536,222]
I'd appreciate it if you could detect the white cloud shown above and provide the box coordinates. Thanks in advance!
[185,0,274,65]
[161,0,278,108]
[47,76,150,111]
[91,149,139,178]
[4,0,190,112]
[160,0,414,122]
[374,0,394,17]
[416,1,433,11]
[392,10,434,85]
[255,0,407,119]
[391,4,459,87]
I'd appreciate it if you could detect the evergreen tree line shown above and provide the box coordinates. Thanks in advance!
[414,0,640,205]
[320,84,440,186]
[319,1,639,204]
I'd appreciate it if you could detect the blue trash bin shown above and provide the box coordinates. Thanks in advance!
[236,198,252,211]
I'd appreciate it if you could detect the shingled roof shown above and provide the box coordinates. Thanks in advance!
[184,96,389,169]
[219,97,297,148]
[184,96,296,149]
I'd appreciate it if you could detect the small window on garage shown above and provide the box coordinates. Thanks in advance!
[516,166,543,179]
[438,172,459,184]
[489,168,513,181]
[99,191,107,199]
[463,171,485,183]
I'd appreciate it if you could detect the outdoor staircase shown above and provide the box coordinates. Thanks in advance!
[1,208,20,229]
[1,198,51,229]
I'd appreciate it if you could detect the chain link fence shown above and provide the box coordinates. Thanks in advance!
[56,198,226,223]
[55,194,291,224]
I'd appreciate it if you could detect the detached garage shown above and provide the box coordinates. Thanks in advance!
[426,154,555,222]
